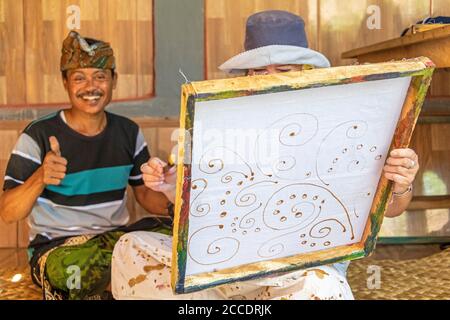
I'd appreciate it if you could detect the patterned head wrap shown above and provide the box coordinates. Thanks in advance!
[60,31,116,72]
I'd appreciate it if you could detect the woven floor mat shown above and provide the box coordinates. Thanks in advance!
[1,249,449,300]
[347,248,450,300]
[0,265,41,300]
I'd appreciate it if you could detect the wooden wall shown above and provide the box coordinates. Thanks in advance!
[0,0,154,106]
[205,0,447,80]
[0,117,178,248]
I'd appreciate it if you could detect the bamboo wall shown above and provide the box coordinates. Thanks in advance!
[0,0,154,106]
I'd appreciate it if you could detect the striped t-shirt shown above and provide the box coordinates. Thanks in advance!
[3,111,150,241]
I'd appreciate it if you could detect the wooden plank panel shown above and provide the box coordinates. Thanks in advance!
[320,0,430,67]
[409,123,450,198]
[409,123,433,196]
[41,0,60,21]
[137,74,153,97]
[113,74,136,99]
[156,127,177,161]
[137,19,153,96]
[409,195,450,210]
[205,0,318,79]
[431,0,450,16]
[20,0,153,105]
[137,0,152,21]
[80,0,100,21]
[0,0,25,104]
[24,0,47,104]
[116,0,136,20]
[141,127,159,157]
[0,130,18,160]
[43,74,68,103]
[429,68,450,98]
[113,21,138,98]
[0,0,5,23]
[431,123,450,151]
[0,76,6,104]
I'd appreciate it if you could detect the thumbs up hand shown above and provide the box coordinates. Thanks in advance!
[49,136,61,157]
[41,136,68,186]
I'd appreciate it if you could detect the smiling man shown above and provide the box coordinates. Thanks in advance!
[0,31,172,300]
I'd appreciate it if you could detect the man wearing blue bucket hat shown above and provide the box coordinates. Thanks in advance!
[111,10,419,300]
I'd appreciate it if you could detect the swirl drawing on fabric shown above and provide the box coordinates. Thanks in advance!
[188,225,240,266]
[316,120,383,186]
[185,105,392,271]
[255,113,318,181]
[190,179,210,217]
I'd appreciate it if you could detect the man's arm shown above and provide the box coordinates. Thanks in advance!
[0,167,46,224]
[0,136,67,224]
[132,185,172,216]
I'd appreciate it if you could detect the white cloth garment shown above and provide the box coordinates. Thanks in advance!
[111,231,354,300]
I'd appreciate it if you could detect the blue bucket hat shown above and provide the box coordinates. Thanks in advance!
[219,10,330,73]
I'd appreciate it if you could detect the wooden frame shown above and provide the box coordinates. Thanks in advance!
[172,57,435,294]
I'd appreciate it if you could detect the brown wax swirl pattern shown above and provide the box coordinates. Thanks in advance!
[238,203,263,229]
[309,218,347,239]
[262,183,350,232]
[221,171,250,184]
[255,113,318,180]
[234,181,279,208]
[199,146,254,180]
[187,225,240,266]
[315,120,383,187]
[190,179,210,217]
[258,216,352,259]
[233,181,278,230]
[258,183,355,258]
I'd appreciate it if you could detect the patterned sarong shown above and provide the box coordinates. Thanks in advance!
[28,217,172,300]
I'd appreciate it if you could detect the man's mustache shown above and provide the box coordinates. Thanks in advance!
[76,90,104,98]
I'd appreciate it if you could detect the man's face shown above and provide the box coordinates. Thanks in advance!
[63,68,117,114]
[247,64,306,76]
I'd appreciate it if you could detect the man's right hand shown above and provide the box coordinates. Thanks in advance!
[41,136,68,186]
[141,157,176,195]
